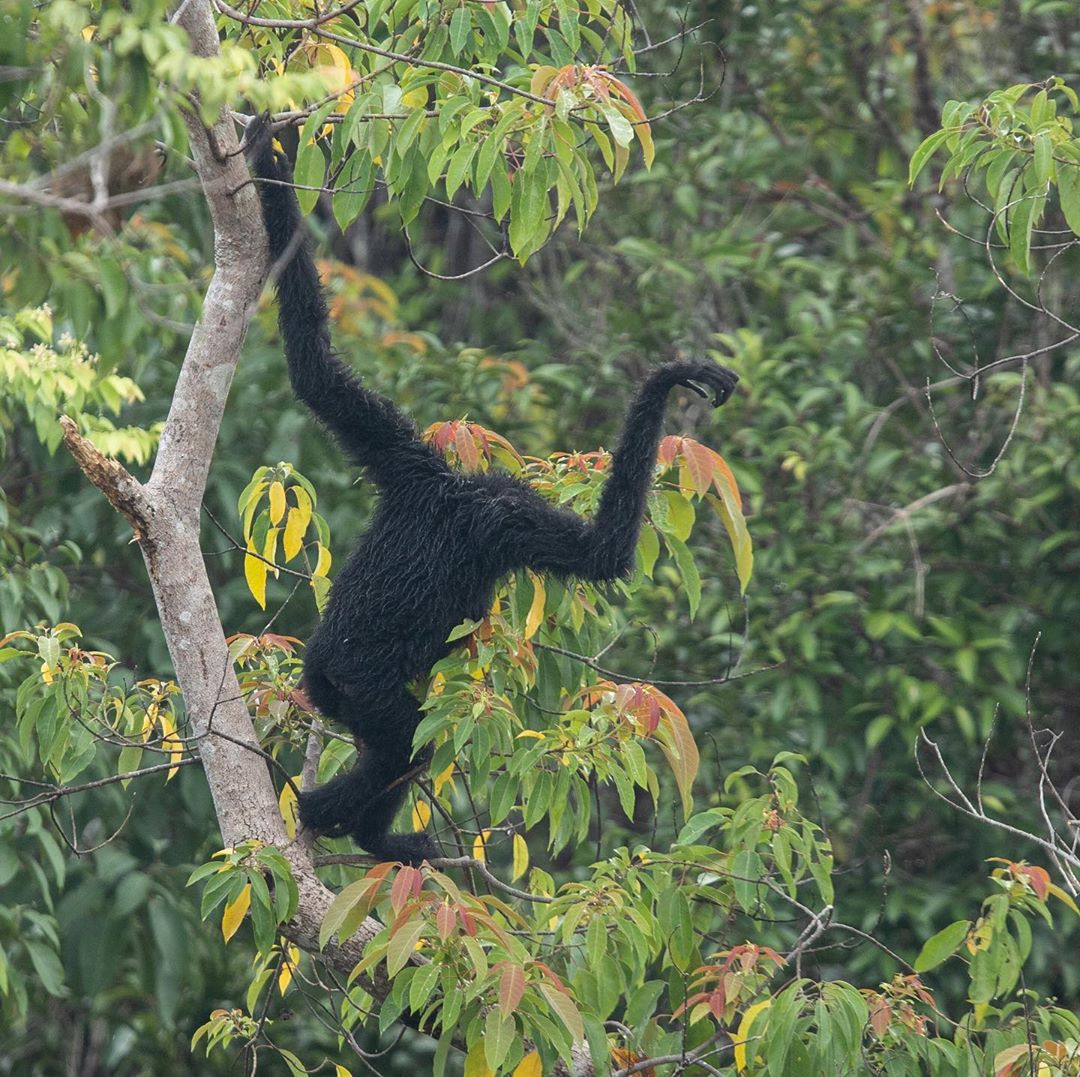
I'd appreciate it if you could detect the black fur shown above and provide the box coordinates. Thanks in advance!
[243,117,738,864]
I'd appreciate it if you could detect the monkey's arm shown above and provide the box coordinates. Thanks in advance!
[520,361,737,580]
[244,118,442,486]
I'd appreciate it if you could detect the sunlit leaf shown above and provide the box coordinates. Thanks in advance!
[244,541,268,609]
[221,883,251,943]
[511,833,529,882]
[524,571,546,639]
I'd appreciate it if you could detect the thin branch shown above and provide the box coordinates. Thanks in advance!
[535,641,780,687]
[314,853,554,904]
[0,758,200,822]
[214,0,558,108]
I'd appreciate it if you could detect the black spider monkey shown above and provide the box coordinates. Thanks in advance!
[243,116,738,864]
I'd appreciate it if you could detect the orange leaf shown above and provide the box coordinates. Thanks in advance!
[869,996,891,1036]
[455,424,481,472]
[680,438,715,496]
[653,688,699,815]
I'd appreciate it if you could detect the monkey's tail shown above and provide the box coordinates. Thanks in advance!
[241,116,355,424]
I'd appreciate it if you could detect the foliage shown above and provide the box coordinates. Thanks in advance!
[910,77,1080,273]
[2,0,1080,1075]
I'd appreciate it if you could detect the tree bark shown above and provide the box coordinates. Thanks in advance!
[65,0,390,989]
[64,2,590,1066]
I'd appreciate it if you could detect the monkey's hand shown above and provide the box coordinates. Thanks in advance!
[673,362,739,408]
[242,113,283,175]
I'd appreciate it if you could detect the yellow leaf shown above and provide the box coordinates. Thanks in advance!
[242,481,267,538]
[159,707,183,780]
[402,86,428,108]
[278,944,300,995]
[433,763,455,796]
[222,883,251,943]
[279,780,299,839]
[263,526,280,573]
[636,117,655,169]
[313,542,332,578]
[473,830,490,863]
[268,481,286,525]
[245,541,268,609]
[706,488,753,594]
[516,730,544,740]
[311,574,331,613]
[511,833,529,882]
[1048,883,1080,915]
[334,1066,352,1077]
[524,571,545,640]
[282,507,307,561]
[463,1041,493,1077]
[734,999,771,1072]
[412,799,431,831]
[513,1053,542,1077]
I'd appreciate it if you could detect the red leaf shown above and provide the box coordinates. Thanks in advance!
[436,901,456,940]
[498,961,526,1012]
[1019,864,1051,900]
[657,435,681,469]
[390,865,422,912]
[869,997,891,1036]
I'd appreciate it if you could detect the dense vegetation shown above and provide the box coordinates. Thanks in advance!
[1,1,1077,1074]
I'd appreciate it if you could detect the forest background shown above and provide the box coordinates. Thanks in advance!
[0,1,1078,1074]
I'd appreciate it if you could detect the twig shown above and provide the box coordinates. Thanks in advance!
[0,758,200,822]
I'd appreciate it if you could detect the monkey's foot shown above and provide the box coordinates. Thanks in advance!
[367,831,440,867]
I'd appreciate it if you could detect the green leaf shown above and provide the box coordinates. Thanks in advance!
[908,128,949,186]
[603,106,633,149]
[1008,187,1046,275]
[665,535,701,619]
[449,6,470,55]
[732,848,765,913]
[332,153,375,232]
[484,1007,515,1071]
[1057,162,1080,236]
[386,917,425,976]
[913,919,970,973]
[24,939,65,996]
[445,142,477,200]
[294,101,337,215]
[1033,132,1053,186]
[409,961,440,1012]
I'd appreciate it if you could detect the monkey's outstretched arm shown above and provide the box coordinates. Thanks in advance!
[518,360,738,580]
[244,118,441,486]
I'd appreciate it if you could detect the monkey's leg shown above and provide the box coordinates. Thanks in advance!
[298,683,437,865]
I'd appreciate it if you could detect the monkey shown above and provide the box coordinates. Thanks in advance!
[243,116,738,864]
